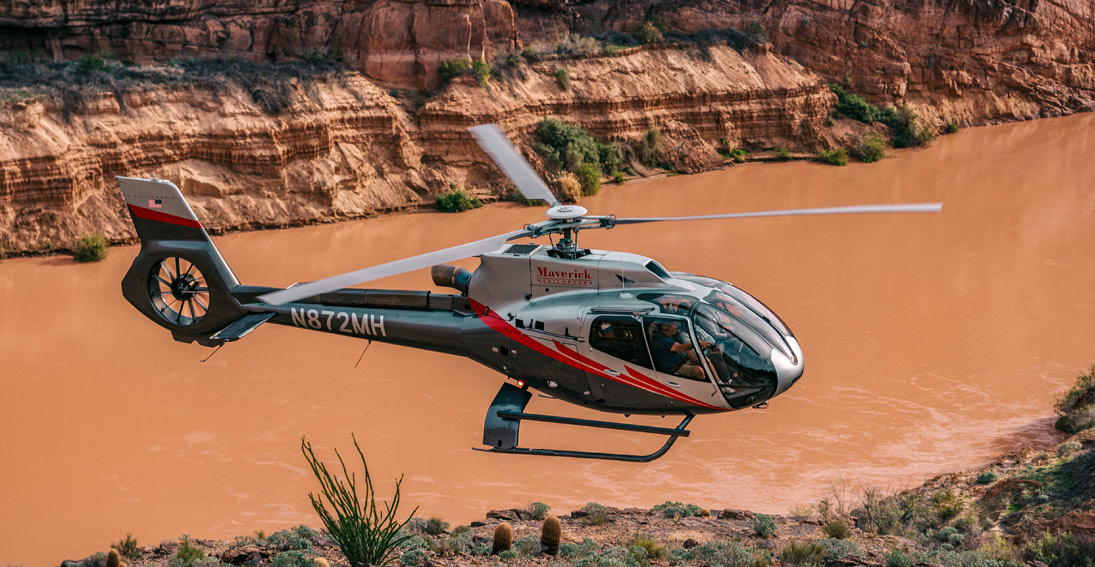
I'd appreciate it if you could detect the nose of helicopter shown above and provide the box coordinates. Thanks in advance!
[771,335,805,396]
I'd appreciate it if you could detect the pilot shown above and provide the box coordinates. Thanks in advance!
[651,321,712,380]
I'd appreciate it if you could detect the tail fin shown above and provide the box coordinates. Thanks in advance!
[118,176,246,345]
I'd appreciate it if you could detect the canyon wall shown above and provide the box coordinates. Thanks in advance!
[0,45,834,253]
[0,0,1093,254]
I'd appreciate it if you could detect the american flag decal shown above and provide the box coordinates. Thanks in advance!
[149,198,162,209]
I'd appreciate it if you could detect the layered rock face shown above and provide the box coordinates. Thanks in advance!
[555,0,1095,121]
[0,0,519,90]
[0,45,833,253]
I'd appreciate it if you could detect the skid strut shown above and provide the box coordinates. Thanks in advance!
[476,383,693,462]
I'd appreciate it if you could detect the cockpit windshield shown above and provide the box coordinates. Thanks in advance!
[705,290,794,362]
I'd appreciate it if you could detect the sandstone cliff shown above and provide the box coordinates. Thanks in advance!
[0,45,833,254]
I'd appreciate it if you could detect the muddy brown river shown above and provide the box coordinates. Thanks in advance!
[2,114,1094,565]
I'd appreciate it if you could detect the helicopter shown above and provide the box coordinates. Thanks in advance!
[117,124,942,462]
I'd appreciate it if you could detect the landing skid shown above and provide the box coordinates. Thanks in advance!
[475,383,693,462]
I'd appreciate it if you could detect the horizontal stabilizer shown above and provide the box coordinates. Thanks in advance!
[210,312,276,342]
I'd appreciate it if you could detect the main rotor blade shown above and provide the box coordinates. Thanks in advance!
[257,229,531,306]
[470,124,560,208]
[614,203,943,225]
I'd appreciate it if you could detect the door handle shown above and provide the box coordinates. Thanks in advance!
[604,369,620,376]
[667,381,681,388]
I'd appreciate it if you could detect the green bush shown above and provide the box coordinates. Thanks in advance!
[856,135,887,163]
[560,538,599,560]
[576,162,601,196]
[822,520,850,539]
[435,188,483,213]
[112,534,140,560]
[0,241,5,262]
[629,535,666,562]
[830,84,880,123]
[639,128,663,167]
[932,487,963,520]
[74,233,108,262]
[885,548,913,567]
[639,21,664,45]
[172,534,204,567]
[816,148,848,166]
[425,517,448,535]
[583,502,611,526]
[651,501,707,519]
[977,471,998,484]
[945,122,960,134]
[534,118,621,179]
[555,67,571,91]
[677,539,769,567]
[528,502,551,521]
[472,60,490,87]
[268,525,317,551]
[272,550,318,567]
[438,59,472,85]
[399,548,428,566]
[820,538,862,562]
[300,435,418,567]
[613,172,626,184]
[775,148,793,160]
[751,514,776,538]
[780,542,825,566]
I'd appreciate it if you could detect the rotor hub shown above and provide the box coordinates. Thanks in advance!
[546,205,587,220]
[170,273,200,301]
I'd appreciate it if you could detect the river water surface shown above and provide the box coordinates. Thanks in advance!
[2,114,1094,565]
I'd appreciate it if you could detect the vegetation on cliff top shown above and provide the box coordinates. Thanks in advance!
[0,51,349,117]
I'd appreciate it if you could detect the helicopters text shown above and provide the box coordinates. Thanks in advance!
[117,125,941,461]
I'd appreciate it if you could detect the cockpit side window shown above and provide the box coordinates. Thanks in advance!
[693,304,776,389]
[589,316,653,370]
[644,316,710,382]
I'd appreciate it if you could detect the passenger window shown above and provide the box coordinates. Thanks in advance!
[589,316,653,370]
[644,316,710,382]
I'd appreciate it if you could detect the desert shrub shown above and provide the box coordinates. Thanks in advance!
[399,548,428,566]
[743,22,768,43]
[816,148,848,166]
[112,534,140,559]
[651,501,707,519]
[1058,439,1082,456]
[552,171,582,203]
[272,550,319,567]
[856,134,887,163]
[980,535,1018,563]
[576,162,602,196]
[1055,365,1095,429]
[172,534,205,567]
[854,486,906,535]
[472,60,490,87]
[515,534,541,556]
[74,233,108,262]
[945,122,961,134]
[775,147,793,160]
[439,59,472,85]
[584,502,612,526]
[629,535,666,562]
[268,525,317,551]
[885,548,913,567]
[535,118,621,179]
[822,520,850,539]
[820,538,862,562]
[830,84,879,123]
[400,535,429,550]
[780,541,826,566]
[555,67,571,91]
[976,470,998,484]
[561,538,599,560]
[613,172,626,184]
[639,128,663,167]
[300,435,417,567]
[499,549,518,561]
[729,148,749,163]
[877,105,922,148]
[933,487,963,520]
[435,188,482,213]
[639,21,664,45]
[679,540,768,567]
[937,526,963,546]
[425,517,449,536]
[751,514,776,538]
[528,502,551,520]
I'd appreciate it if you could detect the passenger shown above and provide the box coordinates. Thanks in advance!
[650,321,712,380]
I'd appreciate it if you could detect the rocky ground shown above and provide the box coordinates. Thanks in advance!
[67,373,1095,567]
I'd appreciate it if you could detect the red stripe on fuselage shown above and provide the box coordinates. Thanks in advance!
[470,299,724,411]
[127,204,203,229]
